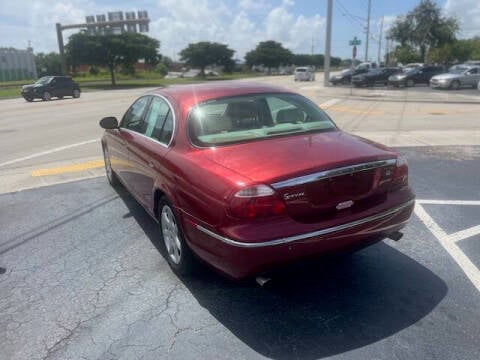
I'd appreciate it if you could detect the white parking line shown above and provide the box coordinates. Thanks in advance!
[320,98,341,108]
[417,199,480,206]
[0,139,100,168]
[414,202,480,293]
[449,225,480,243]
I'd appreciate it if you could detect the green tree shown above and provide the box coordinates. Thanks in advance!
[392,45,423,64]
[428,38,480,65]
[35,52,63,77]
[66,32,160,85]
[245,41,293,72]
[387,0,458,61]
[179,42,235,77]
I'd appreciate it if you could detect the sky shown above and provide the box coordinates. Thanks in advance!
[1,0,479,62]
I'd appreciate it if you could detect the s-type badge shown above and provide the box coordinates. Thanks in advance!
[336,200,354,210]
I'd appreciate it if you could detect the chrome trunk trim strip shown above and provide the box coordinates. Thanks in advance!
[271,159,397,189]
[196,198,415,248]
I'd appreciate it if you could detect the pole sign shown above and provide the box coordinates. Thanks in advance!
[349,36,361,70]
[349,36,361,46]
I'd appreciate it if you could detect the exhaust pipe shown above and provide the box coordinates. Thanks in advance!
[388,231,403,241]
[255,276,271,287]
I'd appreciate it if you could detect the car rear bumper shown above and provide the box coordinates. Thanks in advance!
[184,198,415,279]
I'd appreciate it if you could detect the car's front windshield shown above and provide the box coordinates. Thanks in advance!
[35,77,53,85]
[188,93,337,147]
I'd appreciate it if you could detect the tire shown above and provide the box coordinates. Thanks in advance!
[158,198,196,276]
[102,145,119,187]
[58,96,64,99]
[342,78,349,85]
[24,96,33,102]
[42,91,51,101]
[450,80,460,90]
[406,79,415,87]
[73,89,81,98]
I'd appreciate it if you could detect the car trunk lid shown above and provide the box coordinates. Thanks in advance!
[202,131,397,222]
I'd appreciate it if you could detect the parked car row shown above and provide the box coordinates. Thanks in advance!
[330,63,480,91]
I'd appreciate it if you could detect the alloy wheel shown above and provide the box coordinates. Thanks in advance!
[161,205,182,265]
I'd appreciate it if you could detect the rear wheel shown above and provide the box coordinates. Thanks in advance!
[102,145,119,187]
[450,80,460,90]
[158,198,196,276]
[42,91,51,101]
[24,96,33,102]
[73,89,81,98]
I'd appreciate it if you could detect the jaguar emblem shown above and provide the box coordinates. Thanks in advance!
[283,192,305,201]
[336,200,354,210]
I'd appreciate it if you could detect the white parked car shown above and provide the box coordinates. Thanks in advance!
[294,67,315,81]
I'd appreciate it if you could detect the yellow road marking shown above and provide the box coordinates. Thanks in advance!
[31,159,105,177]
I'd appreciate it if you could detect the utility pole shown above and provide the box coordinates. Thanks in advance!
[365,0,371,61]
[324,0,333,86]
[377,15,384,65]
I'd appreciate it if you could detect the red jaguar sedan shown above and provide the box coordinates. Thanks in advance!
[100,82,415,280]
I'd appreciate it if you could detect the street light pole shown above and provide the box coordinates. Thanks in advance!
[365,0,371,61]
[324,0,333,87]
[377,15,384,65]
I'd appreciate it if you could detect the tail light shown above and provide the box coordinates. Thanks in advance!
[228,184,286,219]
[390,156,408,190]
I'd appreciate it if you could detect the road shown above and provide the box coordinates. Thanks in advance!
[1,77,479,360]
[1,77,479,193]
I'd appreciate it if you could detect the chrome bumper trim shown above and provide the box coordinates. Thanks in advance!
[196,199,415,248]
[271,159,397,189]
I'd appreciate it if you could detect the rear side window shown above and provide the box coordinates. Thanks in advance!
[188,93,336,147]
[144,96,174,145]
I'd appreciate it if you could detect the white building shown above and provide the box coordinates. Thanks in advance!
[0,46,37,81]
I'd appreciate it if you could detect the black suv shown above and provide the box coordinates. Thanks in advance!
[21,76,81,102]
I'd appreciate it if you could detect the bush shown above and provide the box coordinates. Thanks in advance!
[89,66,100,75]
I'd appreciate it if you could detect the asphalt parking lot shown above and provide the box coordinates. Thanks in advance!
[1,77,479,359]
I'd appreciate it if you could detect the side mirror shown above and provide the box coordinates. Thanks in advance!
[99,116,119,129]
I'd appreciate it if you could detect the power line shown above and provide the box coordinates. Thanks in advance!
[336,0,366,31]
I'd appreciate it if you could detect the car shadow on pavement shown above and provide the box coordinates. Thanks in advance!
[115,185,448,360]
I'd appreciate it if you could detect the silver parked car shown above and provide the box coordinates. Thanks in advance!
[430,65,480,90]
[294,67,315,81]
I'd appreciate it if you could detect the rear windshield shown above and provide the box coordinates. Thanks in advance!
[188,93,337,147]
[295,68,307,72]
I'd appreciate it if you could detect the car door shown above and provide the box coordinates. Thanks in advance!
[126,95,175,213]
[465,68,480,87]
[111,95,151,191]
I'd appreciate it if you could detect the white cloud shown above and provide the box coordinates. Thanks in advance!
[239,0,271,12]
[151,0,325,60]
[0,0,326,60]
[444,0,480,39]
